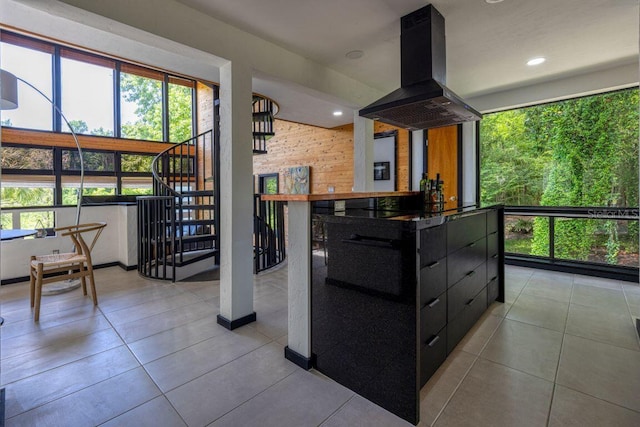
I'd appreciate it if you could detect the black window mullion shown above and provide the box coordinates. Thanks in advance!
[115,151,123,194]
[53,46,62,132]
[163,75,169,142]
[115,62,122,138]
[53,147,62,204]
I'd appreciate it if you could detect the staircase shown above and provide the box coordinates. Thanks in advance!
[137,94,284,281]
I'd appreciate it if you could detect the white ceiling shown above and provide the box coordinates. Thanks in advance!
[178,0,639,126]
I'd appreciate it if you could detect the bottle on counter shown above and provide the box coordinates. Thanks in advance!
[419,173,429,211]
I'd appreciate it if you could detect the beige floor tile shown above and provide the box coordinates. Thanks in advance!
[452,313,503,355]
[129,315,229,364]
[251,307,288,339]
[549,385,640,427]
[565,303,639,351]
[571,285,628,311]
[1,328,124,384]
[167,342,297,426]
[573,274,624,290]
[480,319,563,381]
[210,369,354,427]
[506,293,569,332]
[4,345,139,418]
[622,283,640,295]
[105,291,202,326]
[322,395,412,427]
[486,301,511,317]
[530,270,573,284]
[144,326,271,392]
[625,292,640,317]
[101,396,187,427]
[97,284,185,313]
[5,367,161,427]
[557,335,640,412]
[113,300,217,343]
[433,358,553,427]
[1,314,112,360]
[523,277,573,302]
[253,289,288,315]
[419,350,477,426]
[276,334,288,346]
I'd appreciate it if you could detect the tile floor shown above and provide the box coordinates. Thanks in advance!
[0,264,639,426]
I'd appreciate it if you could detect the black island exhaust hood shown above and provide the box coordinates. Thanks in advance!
[359,4,481,130]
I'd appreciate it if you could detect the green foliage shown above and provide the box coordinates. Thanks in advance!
[0,187,53,208]
[120,74,193,143]
[481,88,639,265]
[509,218,533,234]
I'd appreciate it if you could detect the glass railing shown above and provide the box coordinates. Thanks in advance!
[504,206,638,274]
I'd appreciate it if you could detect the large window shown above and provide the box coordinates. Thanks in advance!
[60,49,115,136]
[481,88,639,267]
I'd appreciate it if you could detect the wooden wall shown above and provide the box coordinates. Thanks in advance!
[253,120,355,194]
[196,82,215,191]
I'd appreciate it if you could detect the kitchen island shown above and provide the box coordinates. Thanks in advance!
[262,192,504,425]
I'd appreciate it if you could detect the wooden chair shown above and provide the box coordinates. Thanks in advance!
[29,222,107,321]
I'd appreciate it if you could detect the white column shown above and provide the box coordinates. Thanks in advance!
[217,59,255,328]
[353,112,374,192]
[461,121,478,206]
[285,201,312,366]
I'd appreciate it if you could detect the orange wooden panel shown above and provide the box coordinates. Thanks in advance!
[427,125,458,208]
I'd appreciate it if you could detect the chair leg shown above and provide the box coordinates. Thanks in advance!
[87,263,98,306]
[34,263,44,322]
[29,257,36,308]
[79,263,88,296]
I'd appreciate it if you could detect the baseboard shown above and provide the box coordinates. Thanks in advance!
[118,263,137,271]
[0,388,5,427]
[284,346,314,370]
[216,312,256,330]
[636,318,640,341]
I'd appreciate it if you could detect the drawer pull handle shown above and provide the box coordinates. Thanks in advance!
[489,231,498,236]
[466,298,476,306]
[427,261,440,269]
[427,298,441,308]
[427,335,441,347]
[492,254,499,259]
[466,270,476,277]
[491,276,498,282]
[467,242,476,248]
[342,234,399,249]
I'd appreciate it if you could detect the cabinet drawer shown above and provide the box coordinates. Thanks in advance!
[420,259,446,306]
[420,225,447,267]
[447,212,487,254]
[487,276,500,305]
[420,292,447,341]
[447,237,487,287]
[447,287,488,354]
[420,326,447,387]
[487,209,499,234]
[448,262,487,321]
[487,256,499,285]
[487,230,499,258]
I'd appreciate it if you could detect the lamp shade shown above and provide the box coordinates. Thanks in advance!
[1,69,19,110]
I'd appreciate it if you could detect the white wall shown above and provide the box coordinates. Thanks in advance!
[0,204,137,281]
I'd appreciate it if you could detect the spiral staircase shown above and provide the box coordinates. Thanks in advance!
[137,94,284,281]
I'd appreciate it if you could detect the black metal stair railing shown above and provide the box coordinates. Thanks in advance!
[253,194,286,273]
[137,130,218,281]
[252,96,275,154]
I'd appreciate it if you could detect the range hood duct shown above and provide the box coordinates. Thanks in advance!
[359,4,481,130]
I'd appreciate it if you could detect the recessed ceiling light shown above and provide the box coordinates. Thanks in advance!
[527,57,546,66]
[485,0,504,3]
[333,111,343,116]
[345,50,364,60]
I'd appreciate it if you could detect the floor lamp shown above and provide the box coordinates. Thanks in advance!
[1,68,84,294]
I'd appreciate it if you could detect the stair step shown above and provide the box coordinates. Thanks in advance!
[253,132,275,138]
[253,149,268,155]
[179,204,216,210]
[164,249,218,267]
[180,190,214,197]
[178,219,216,226]
[252,111,273,120]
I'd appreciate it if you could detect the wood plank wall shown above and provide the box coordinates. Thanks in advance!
[252,119,411,194]
[196,82,215,191]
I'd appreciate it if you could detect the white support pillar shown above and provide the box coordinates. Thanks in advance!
[284,200,312,368]
[353,112,374,192]
[217,59,255,329]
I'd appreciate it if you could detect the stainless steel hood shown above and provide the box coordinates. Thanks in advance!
[359,4,481,131]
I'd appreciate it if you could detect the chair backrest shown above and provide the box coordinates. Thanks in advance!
[54,222,107,257]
